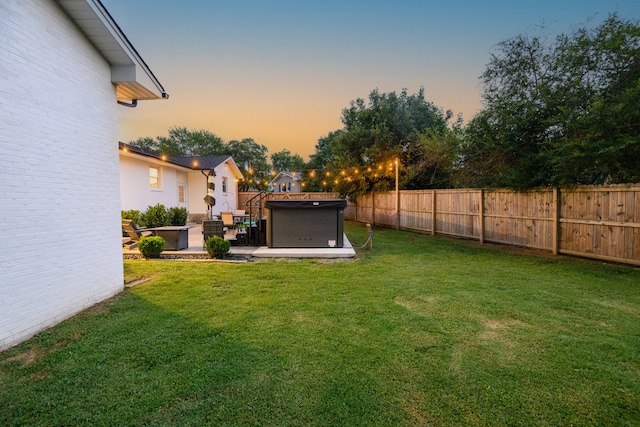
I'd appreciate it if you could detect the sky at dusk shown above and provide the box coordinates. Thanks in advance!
[102,0,640,159]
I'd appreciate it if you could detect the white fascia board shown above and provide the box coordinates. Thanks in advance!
[56,0,168,100]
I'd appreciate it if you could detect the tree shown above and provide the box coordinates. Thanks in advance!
[270,149,305,172]
[550,15,640,184]
[128,136,157,153]
[322,88,456,196]
[226,138,270,191]
[305,130,343,191]
[165,127,225,156]
[128,127,225,157]
[405,116,465,189]
[462,14,640,188]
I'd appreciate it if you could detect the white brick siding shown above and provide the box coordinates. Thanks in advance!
[0,0,124,350]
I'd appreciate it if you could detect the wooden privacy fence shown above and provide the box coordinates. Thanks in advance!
[346,185,640,267]
[238,186,639,266]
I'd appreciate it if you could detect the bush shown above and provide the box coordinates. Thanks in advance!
[138,236,164,259]
[168,206,188,226]
[205,235,230,259]
[139,203,169,228]
[121,209,141,223]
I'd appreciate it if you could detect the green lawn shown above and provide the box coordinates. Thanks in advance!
[1,222,639,426]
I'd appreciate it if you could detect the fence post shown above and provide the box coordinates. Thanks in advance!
[366,223,373,250]
[395,160,400,230]
[396,190,401,230]
[479,189,484,244]
[431,190,436,236]
[353,197,358,223]
[552,187,560,255]
[372,191,376,226]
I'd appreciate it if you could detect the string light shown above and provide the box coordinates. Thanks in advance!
[237,159,400,190]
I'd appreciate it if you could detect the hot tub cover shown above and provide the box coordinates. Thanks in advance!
[264,199,347,209]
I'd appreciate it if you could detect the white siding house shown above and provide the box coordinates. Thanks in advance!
[119,143,244,221]
[0,0,168,351]
[269,172,302,193]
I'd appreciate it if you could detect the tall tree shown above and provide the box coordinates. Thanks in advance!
[305,130,343,191]
[328,88,456,195]
[226,138,270,191]
[128,127,225,157]
[462,14,640,188]
[270,149,305,172]
[164,126,225,156]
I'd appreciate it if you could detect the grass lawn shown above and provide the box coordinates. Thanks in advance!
[1,222,639,426]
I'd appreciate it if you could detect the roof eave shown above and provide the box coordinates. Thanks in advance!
[56,0,168,101]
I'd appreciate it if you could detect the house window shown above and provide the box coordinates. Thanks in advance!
[280,182,291,192]
[149,166,160,188]
[222,176,228,193]
[178,184,186,203]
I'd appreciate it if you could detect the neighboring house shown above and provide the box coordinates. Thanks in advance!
[119,143,244,222]
[0,0,168,351]
[269,172,302,193]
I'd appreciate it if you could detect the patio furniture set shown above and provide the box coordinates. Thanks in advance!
[122,219,190,251]
[204,210,265,247]
[122,209,264,252]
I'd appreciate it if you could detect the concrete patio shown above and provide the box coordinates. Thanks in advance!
[123,224,356,259]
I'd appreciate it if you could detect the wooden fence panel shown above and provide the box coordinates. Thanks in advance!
[560,185,639,264]
[373,192,396,227]
[399,190,433,232]
[354,193,373,223]
[483,189,554,249]
[434,190,480,239]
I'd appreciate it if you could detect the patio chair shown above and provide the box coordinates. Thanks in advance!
[122,219,155,248]
[202,219,225,248]
[234,209,247,226]
[220,211,235,230]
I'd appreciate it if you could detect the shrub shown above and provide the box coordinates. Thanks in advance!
[121,209,141,223]
[168,206,188,226]
[205,235,230,259]
[140,203,169,228]
[138,236,164,259]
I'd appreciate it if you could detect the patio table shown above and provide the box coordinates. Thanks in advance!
[152,226,190,250]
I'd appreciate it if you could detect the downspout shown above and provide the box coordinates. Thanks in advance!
[117,99,138,108]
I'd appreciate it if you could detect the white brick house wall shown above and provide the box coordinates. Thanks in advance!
[0,0,125,350]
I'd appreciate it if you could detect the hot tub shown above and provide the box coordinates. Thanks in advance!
[265,199,347,248]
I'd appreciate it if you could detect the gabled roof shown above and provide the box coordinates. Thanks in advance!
[269,171,301,186]
[56,0,168,101]
[119,142,244,178]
